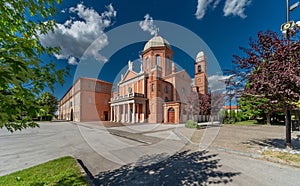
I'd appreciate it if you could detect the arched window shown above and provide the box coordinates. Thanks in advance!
[164,86,168,93]
[156,55,161,66]
[198,65,201,73]
[146,57,149,68]
[152,84,155,92]
[168,107,175,112]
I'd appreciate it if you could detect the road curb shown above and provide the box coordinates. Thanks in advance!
[76,159,96,186]
[263,156,300,169]
[261,152,300,169]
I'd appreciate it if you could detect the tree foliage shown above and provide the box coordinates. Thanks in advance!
[222,69,245,107]
[184,92,200,120]
[233,30,300,106]
[37,92,58,118]
[239,96,270,119]
[0,0,68,132]
[184,92,212,120]
[233,30,300,146]
[199,93,211,115]
[239,94,283,125]
[210,90,226,115]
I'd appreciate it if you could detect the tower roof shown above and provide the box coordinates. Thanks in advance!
[196,51,205,62]
[196,51,204,59]
[143,35,171,51]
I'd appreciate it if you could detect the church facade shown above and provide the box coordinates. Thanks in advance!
[110,34,208,124]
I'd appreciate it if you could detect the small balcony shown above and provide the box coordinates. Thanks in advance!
[111,92,145,102]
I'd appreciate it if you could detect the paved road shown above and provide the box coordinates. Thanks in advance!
[0,122,299,185]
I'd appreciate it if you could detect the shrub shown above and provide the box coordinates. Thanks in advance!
[185,120,198,128]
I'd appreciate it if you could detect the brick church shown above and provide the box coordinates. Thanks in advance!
[58,33,208,123]
[110,33,208,124]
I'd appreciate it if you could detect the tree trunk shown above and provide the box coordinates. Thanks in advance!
[266,112,271,125]
[285,107,292,149]
[295,111,299,121]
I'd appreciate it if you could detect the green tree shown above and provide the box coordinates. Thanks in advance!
[0,0,68,132]
[239,95,280,125]
[37,92,58,120]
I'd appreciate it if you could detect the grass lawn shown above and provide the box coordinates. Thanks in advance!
[263,151,300,165]
[0,156,88,186]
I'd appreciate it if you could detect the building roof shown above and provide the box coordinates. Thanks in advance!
[196,51,204,59]
[143,35,171,51]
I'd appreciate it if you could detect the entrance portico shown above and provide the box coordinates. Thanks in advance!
[110,93,147,123]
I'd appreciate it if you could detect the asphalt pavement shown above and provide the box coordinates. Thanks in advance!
[0,122,299,185]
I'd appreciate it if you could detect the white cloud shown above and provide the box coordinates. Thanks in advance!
[139,14,157,35]
[208,75,231,92]
[213,0,221,8]
[195,0,220,19]
[39,3,116,65]
[68,56,79,65]
[195,0,251,19]
[223,0,251,18]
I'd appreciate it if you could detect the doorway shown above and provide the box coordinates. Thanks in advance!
[104,111,109,121]
[70,109,73,121]
[168,107,175,123]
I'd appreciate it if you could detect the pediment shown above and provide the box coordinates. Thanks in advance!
[121,70,138,82]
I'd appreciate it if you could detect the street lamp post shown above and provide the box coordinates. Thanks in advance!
[283,0,299,148]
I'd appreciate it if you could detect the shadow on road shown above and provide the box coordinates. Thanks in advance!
[94,150,240,185]
[244,138,300,150]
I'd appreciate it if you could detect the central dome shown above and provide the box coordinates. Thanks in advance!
[143,35,171,51]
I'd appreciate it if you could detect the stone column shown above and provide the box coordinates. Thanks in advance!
[110,105,113,122]
[122,104,125,122]
[132,103,136,123]
[127,103,130,123]
[117,105,120,122]
[113,106,116,122]
[142,103,145,123]
[136,103,139,123]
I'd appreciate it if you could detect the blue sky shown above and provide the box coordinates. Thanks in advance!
[38,0,300,100]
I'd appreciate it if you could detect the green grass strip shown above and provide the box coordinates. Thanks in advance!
[0,156,88,186]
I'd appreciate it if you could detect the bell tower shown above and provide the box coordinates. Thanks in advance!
[194,51,208,94]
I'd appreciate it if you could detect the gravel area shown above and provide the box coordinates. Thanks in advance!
[189,124,300,154]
